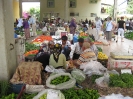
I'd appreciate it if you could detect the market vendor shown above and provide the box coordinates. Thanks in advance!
[75,42,96,66]
[60,36,71,61]
[49,43,66,69]
[34,41,55,70]
[70,38,84,60]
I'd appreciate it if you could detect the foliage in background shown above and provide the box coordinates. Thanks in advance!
[127,0,133,14]
[28,7,40,20]
[106,6,114,17]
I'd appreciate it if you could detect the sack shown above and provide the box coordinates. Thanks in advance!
[33,89,65,99]
[99,93,133,99]
[71,69,86,83]
[45,65,66,73]
[81,61,107,76]
[46,73,76,90]
[25,85,45,94]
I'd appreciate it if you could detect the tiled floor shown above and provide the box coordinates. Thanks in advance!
[102,37,133,56]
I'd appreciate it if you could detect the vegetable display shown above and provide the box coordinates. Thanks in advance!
[98,52,108,59]
[124,32,133,40]
[109,73,133,88]
[0,93,18,99]
[25,42,40,52]
[24,50,38,57]
[78,32,88,39]
[51,76,70,85]
[32,35,52,43]
[39,93,47,99]
[62,88,100,99]
[22,93,38,99]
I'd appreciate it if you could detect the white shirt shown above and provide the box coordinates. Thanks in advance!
[28,17,35,25]
[70,42,83,59]
[17,18,23,27]
[106,21,113,31]
[42,27,47,32]
[95,20,102,29]
[58,41,71,47]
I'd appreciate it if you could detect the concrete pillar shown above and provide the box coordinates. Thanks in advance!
[0,0,17,80]
[19,0,22,18]
[64,0,69,22]
[13,0,20,21]
[114,0,118,21]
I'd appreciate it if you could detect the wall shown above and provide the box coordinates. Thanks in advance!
[0,0,17,80]
[40,0,102,21]
[13,0,20,22]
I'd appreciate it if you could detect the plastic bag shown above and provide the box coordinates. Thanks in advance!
[95,72,110,88]
[108,69,119,75]
[45,65,66,73]
[46,73,76,90]
[71,69,86,83]
[81,61,107,76]
[25,85,45,94]
[33,89,65,99]
[99,93,133,99]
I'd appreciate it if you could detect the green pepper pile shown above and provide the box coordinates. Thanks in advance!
[39,93,47,99]
[21,93,38,99]
[25,42,40,52]
[109,73,133,88]
[124,32,133,40]
[51,76,70,85]
[0,93,18,99]
[62,88,100,99]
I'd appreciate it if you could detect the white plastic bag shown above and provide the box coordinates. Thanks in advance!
[25,85,45,94]
[95,72,110,87]
[99,93,133,99]
[82,61,107,76]
[45,65,66,73]
[71,69,86,83]
[46,73,76,90]
[33,89,65,99]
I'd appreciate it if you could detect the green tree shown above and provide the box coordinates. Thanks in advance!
[127,0,133,14]
[106,6,114,17]
[28,7,40,20]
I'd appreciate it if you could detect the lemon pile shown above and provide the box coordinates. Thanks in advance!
[98,52,108,59]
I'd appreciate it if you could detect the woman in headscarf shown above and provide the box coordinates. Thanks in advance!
[34,40,54,70]
[69,17,77,35]
[49,43,66,69]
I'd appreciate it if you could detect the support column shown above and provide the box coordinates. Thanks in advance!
[0,0,17,80]
[114,0,118,21]
[19,0,22,18]
[64,0,69,22]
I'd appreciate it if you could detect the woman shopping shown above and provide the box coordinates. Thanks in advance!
[105,17,115,45]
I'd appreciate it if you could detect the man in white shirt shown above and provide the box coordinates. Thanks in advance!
[28,16,37,36]
[70,38,84,60]
[95,17,102,41]
[60,36,71,60]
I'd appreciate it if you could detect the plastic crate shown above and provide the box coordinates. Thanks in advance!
[16,85,26,99]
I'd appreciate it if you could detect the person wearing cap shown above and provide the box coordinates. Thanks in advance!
[49,43,66,69]
[70,38,84,60]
